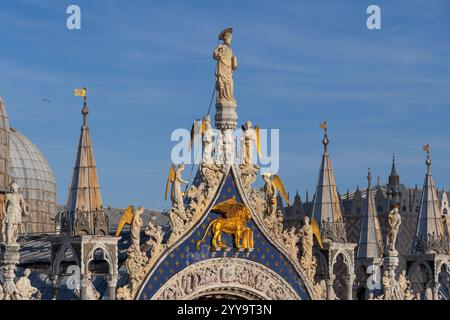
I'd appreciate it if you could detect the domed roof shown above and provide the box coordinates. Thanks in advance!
[9,127,57,234]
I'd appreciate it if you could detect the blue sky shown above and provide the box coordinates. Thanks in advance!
[0,0,449,210]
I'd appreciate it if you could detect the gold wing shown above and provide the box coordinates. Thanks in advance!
[189,119,203,151]
[254,126,262,160]
[272,175,290,206]
[311,218,323,248]
[189,121,195,151]
[201,117,207,135]
[115,205,135,237]
[165,164,175,201]
[211,197,245,218]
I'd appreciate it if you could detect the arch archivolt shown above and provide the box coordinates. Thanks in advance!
[52,243,80,275]
[150,258,300,300]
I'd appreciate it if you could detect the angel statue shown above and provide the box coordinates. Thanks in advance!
[190,116,215,163]
[202,115,214,162]
[165,163,189,209]
[115,205,145,250]
[298,216,323,275]
[241,121,261,165]
[213,27,238,105]
[261,173,290,218]
[2,182,28,245]
[386,206,401,254]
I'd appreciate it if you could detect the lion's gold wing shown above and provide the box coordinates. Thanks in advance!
[211,197,245,218]
[272,175,290,206]
[165,164,175,201]
[311,217,323,248]
[115,205,135,237]
[254,126,262,160]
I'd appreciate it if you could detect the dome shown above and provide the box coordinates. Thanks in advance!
[9,127,57,234]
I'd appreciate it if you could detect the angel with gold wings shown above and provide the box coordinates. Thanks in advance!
[241,121,261,165]
[115,205,145,247]
[165,163,189,209]
[299,216,323,268]
[261,173,290,217]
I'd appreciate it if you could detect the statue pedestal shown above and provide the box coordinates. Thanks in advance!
[215,102,237,131]
[383,254,399,278]
[0,243,20,299]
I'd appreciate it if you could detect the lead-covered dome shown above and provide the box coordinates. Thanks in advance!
[9,127,57,234]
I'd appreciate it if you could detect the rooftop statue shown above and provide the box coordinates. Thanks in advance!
[2,182,28,245]
[15,269,40,300]
[386,207,401,254]
[213,27,238,106]
[241,121,261,166]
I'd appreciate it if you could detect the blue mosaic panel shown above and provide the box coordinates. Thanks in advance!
[138,173,309,300]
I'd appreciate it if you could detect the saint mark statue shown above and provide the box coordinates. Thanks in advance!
[213,27,238,106]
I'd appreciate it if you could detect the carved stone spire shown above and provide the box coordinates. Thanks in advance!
[387,154,401,208]
[412,145,448,254]
[357,168,383,259]
[64,89,108,236]
[311,123,344,233]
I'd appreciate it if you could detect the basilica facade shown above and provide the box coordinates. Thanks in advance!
[0,28,449,301]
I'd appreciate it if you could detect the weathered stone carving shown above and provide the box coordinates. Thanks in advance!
[386,207,401,254]
[145,219,163,258]
[116,212,165,300]
[298,217,317,280]
[313,280,327,300]
[15,269,40,300]
[152,258,299,300]
[130,206,144,250]
[2,182,28,245]
[398,270,416,300]
[239,163,259,191]
[168,161,225,242]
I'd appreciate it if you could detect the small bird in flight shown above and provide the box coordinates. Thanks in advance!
[42,98,51,103]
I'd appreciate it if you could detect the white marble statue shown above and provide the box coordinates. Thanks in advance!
[2,182,28,245]
[171,164,189,209]
[262,173,277,217]
[213,27,237,105]
[130,206,144,250]
[299,217,314,269]
[386,207,401,253]
[241,121,257,165]
[15,269,39,300]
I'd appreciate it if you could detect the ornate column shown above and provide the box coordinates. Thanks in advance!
[326,275,335,300]
[51,275,60,300]
[345,274,356,300]
[0,243,20,299]
[432,282,440,300]
[107,274,118,300]
[80,274,88,300]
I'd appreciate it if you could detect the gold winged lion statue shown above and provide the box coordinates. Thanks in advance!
[196,198,253,251]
